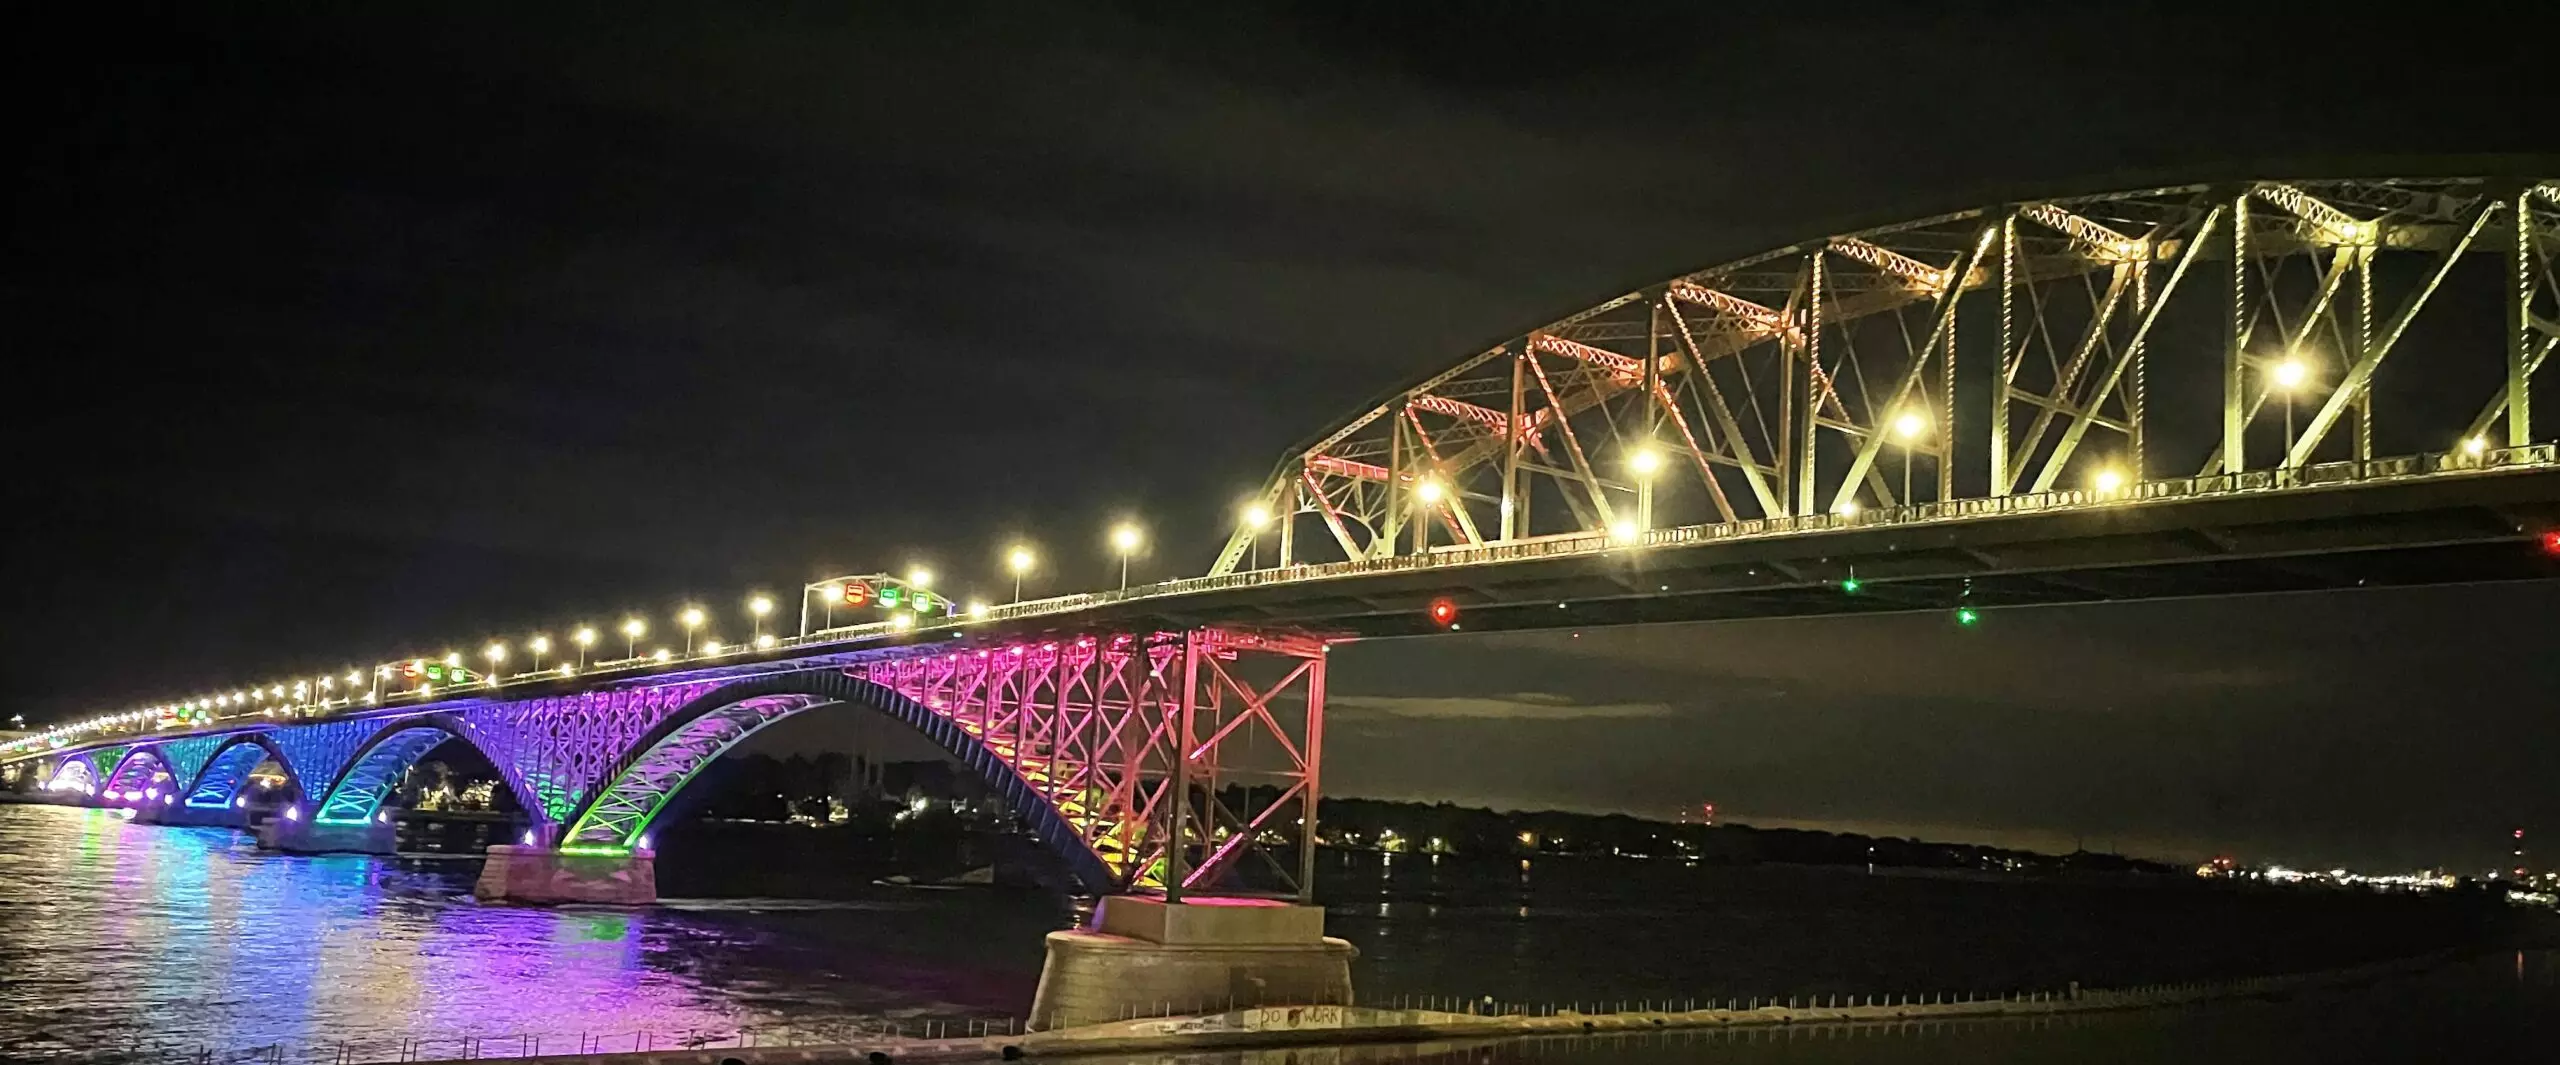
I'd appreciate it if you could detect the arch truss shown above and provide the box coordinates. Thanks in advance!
[563,626,1329,899]
[1215,177,2560,573]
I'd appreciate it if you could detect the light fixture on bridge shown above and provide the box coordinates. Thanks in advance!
[1833,501,1861,518]
[1415,478,1445,504]
[2092,468,2126,495]
[2270,357,2310,391]
[485,642,506,665]
[1110,522,1145,590]
[1006,546,1036,601]
[1240,502,1272,528]
[748,595,774,617]
[651,648,672,663]
[754,633,776,650]
[907,567,934,589]
[529,635,551,655]
[679,606,705,629]
[1894,409,1929,441]
[1628,448,1663,477]
[2464,435,2489,457]
[702,639,723,655]
[967,600,989,617]
[1608,518,1640,544]
[442,652,462,669]
[890,612,915,631]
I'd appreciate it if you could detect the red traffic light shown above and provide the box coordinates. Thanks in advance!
[842,581,874,607]
[1427,597,1459,627]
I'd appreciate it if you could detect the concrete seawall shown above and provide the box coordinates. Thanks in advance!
[397,950,2458,1065]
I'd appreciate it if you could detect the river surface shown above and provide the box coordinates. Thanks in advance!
[0,804,2551,1063]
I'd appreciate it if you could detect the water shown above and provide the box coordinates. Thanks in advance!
[1,804,2551,1063]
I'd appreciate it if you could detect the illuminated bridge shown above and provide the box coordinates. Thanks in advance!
[9,174,2560,912]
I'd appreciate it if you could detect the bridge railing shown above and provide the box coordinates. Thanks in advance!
[13,442,2554,760]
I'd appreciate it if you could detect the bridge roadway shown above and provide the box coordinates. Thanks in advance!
[8,445,2559,774]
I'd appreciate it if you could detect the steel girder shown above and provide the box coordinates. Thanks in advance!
[1212,175,2560,575]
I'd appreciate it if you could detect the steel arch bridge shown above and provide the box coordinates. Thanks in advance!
[7,172,2559,902]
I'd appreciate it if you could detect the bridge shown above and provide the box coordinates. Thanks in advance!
[6,173,2558,1028]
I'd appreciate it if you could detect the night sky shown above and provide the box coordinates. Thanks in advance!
[7,5,2555,871]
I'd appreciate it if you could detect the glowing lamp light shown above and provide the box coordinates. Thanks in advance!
[1241,502,1272,528]
[907,567,933,589]
[2093,468,2125,494]
[2543,530,2560,556]
[680,607,705,629]
[1955,606,1981,626]
[1894,410,1928,441]
[651,648,672,663]
[702,639,723,654]
[1415,478,1444,504]
[284,806,302,822]
[233,797,248,809]
[1834,501,1861,518]
[2464,435,2489,457]
[2271,357,2309,391]
[966,601,989,617]
[485,642,507,664]
[753,633,776,650]
[820,582,845,602]
[890,613,915,631]
[1608,518,1640,544]
[1111,523,1143,554]
[1006,548,1034,574]
[748,595,774,617]
[529,635,551,655]
[622,619,646,639]
[1628,448,1662,477]
[1427,597,1459,627]
[1840,576,1863,594]
[573,627,598,647]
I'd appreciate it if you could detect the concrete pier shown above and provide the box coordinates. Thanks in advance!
[1028,896,1356,1031]
[259,814,397,854]
[472,845,658,904]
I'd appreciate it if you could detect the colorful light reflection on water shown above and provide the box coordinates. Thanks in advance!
[0,805,1065,1062]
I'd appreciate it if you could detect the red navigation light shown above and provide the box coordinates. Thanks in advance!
[842,581,874,607]
[2542,531,2560,556]
[1427,597,1459,628]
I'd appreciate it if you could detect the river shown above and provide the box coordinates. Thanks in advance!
[0,804,2550,1063]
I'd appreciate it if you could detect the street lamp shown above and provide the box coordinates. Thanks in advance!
[1006,546,1035,602]
[573,626,597,667]
[484,642,506,685]
[528,635,551,673]
[907,567,933,589]
[679,606,705,654]
[2270,356,2310,462]
[1240,502,1273,570]
[747,595,773,638]
[1893,408,1929,506]
[621,618,646,660]
[1111,523,1143,590]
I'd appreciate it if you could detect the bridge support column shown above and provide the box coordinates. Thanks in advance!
[1029,896,1356,1031]
[137,802,249,830]
[472,845,658,905]
[259,814,397,855]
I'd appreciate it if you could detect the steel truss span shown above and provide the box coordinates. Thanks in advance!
[1214,177,2560,574]
[562,627,1325,897]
